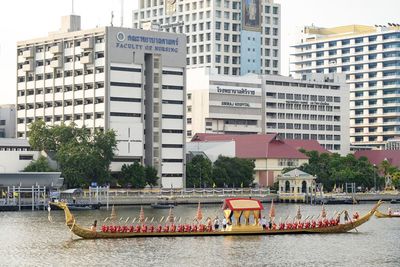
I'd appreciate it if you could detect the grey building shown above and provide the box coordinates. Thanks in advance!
[16,15,187,187]
[0,104,16,138]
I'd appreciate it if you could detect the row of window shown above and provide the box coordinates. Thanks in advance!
[267,92,340,102]
[17,83,104,96]
[17,113,105,124]
[266,102,340,112]
[267,123,341,131]
[275,132,342,142]
[299,33,400,51]
[17,36,104,55]
[17,97,104,110]
[267,113,341,121]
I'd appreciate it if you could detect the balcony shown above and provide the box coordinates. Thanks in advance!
[22,61,33,72]
[49,43,62,54]
[81,38,94,50]
[22,48,33,58]
[50,58,62,68]
[80,55,93,64]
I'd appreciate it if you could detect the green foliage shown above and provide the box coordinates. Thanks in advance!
[23,156,55,172]
[186,155,213,187]
[145,166,159,187]
[120,162,146,188]
[298,151,380,191]
[28,121,117,188]
[186,155,255,188]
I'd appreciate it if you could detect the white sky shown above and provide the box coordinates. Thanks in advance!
[0,0,399,105]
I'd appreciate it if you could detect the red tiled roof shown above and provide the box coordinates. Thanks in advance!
[354,150,400,168]
[283,139,329,154]
[191,133,308,159]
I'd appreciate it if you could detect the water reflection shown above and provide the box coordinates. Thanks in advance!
[0,203,399,266]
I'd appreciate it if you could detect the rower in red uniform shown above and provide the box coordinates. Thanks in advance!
[163,225,170,233]
[148,225,154,233]
[141,224,147,233]
[156,224,162,233]
[171,224,176,232]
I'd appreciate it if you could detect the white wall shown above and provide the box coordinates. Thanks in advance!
[0,151,40,173]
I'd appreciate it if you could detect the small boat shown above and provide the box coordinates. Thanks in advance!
[49,202,101,211]
[390,199,400,204]
[50,198,382,239]
[375,209,400,218]
[151,203,175,209]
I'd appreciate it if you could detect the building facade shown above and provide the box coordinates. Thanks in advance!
[187,70,350,155]
[0,138,39,173]
[385,137,400,150]
[291,24,400,149]
[263,73,349,155]
[133,0,281,76]
[0,104,16,138]
[16,15,186,187]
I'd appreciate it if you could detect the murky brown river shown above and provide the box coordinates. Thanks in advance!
[0,202,399,266]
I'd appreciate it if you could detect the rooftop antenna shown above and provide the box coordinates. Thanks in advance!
[71,0,74,14]
[120,0,124,27]
[110,11,114,27]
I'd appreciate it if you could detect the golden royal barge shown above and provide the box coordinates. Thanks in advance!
[50,198,382,239]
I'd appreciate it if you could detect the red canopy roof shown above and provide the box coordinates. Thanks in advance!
[223,198,264,211]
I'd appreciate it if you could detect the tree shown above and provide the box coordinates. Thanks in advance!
[186,155,212,188]
[212,156,255,187]
[297,150,379,191]
[23,156,55,172]
[120,162,146,188]
[145,166,159,187]
[28,121,117,188]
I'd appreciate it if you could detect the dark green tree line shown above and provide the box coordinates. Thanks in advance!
[186,155,255,188]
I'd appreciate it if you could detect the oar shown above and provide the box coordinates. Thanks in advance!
[160,216,165,223]
[145,217,148,223]
[119,217,123,222]
[125,217,130,224]
[132,218,136,224]
[103,217,109,223]
[150,217,154,223]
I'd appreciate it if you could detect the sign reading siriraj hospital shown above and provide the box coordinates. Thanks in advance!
[210,85,261,96]
[242,0,261,32]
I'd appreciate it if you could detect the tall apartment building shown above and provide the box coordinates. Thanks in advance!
[16,15,187,187]
[291,24,400,149]
[0,104,16,138]
[133,0,281,75]
[187,69,349,155]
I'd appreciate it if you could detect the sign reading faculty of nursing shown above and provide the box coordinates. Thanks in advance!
[115,31,179,53]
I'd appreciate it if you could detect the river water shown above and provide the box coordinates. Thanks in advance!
[0,202,399,267]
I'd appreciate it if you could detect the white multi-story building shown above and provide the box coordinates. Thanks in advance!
[133,0,281,76]
[263,73,349,155]
[0,104,16,138]
[291,24,400,149]
[187,69,350,155]
[16,15,187,187]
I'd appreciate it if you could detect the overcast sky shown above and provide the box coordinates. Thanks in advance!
[0,0,399,105]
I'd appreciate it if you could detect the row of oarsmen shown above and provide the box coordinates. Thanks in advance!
[101,223,214,233]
